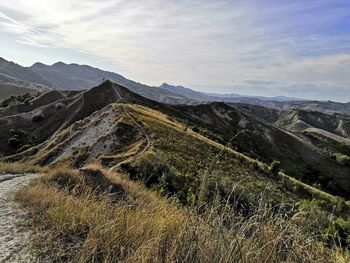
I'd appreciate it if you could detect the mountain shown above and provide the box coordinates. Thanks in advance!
[159,83,212,101]
[275,109,350,139]
[30,61,190,104]
[159,83,304,102]
[0,58,52,103]
[1,57,349,116]
[230,103,350,138]
[232,99,350,116]
[0,57,53,88]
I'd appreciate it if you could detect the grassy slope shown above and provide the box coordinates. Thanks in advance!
[0,162,48,174]
[15,165,347,262]
[126,105,344,207]
[0,84,36,101]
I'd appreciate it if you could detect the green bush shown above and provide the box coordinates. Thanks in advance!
[270,160,281,175]
[128,153,175,187]
[331,153,350,166]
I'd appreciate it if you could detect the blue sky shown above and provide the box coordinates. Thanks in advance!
[0,0,350,101]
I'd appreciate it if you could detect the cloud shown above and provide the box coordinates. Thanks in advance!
[0,0,350,101]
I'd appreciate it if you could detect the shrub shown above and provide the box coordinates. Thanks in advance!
[8,137,20,148]
[270,160,281,175]
[55,102,64,110]
[129,153,175,186]
[0,93,34,108]
[32,112,44,122]
[333,154,350,166]
[192,126,200,133]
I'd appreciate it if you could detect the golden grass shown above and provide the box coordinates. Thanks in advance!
[0,161,48,174]
[15,164,345,262]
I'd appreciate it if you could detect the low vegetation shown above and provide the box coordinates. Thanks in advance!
[6,129,39,153]
[0,92,36,108]
[331,153,350,166]
[31,112,44,122]
[0,161,48,174]
[15,165,349,262]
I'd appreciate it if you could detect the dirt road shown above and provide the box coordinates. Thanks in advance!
[0,174,39,263]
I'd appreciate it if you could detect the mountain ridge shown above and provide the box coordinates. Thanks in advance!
[1,57,350,113]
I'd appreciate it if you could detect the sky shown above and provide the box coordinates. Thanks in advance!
[0,0,350,102]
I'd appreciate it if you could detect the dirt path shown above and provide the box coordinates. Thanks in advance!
[109,86,150,173]
[0,174,40,263]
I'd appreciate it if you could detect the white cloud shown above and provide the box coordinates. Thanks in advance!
[0,0,350,101]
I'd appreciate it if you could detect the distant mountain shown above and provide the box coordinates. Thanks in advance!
[30,61,191,104]
[1,57,349,114]
[276,100,350,116]
[275,109,350,139]
[159,83,304,102]
[158,83,350,115]
[0,58,52,102]
[159,83,211,101]
[0,57,52,88]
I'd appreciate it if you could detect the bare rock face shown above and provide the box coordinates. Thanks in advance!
[0,81,129,158]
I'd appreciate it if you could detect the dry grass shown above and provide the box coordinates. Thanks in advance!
[15,164,347,262]
[0,161,48,174]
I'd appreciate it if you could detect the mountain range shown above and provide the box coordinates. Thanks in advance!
[2,57,349,113]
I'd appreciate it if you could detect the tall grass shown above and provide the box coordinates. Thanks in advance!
[0,161,48,174]
[15,165,347,262]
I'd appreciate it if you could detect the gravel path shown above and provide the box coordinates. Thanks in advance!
[0,174,40,263]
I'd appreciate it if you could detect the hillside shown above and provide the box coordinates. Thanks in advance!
[233,103,350,164]
[275,109,350,139]
[173,102,350,199]
[1,81,349,200]
[2,86,344,209]
[0,82,133,157]
[0,84,36,101]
